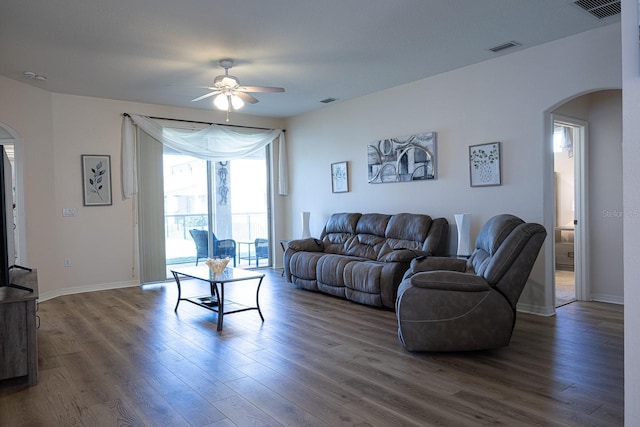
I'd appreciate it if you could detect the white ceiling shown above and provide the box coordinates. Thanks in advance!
[0,0,620,119]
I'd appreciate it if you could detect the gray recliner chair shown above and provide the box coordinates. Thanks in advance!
[396,214,547,352]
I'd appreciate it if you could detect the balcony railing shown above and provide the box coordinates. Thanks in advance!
[165,212,269,266]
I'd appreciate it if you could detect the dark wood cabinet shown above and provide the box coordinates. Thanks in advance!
[0,269,38,385]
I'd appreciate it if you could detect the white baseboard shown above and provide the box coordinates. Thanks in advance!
[589,294,624,305]
[38,279,141,302]
[515,295,624,317]
[516,302,556,317]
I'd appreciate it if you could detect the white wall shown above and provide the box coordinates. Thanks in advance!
[0,76,285,299]
[622,0,640,424]
[585,91,623,303]
[0,77,57,294]
[283,23,622,315]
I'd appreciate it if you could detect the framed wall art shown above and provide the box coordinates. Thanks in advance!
[469,142,501,187]
[331,161,349,193]
[82,154,112,206]
[367,131,436,184]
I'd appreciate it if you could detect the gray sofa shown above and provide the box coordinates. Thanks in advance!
[284,212,449,309]
[396,214,547,352]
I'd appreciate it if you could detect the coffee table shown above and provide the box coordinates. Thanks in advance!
[171,266,265,331]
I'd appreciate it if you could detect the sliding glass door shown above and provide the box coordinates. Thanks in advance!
[163,147,271,275]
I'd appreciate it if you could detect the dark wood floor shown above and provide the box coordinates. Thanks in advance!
[0,269,624,426]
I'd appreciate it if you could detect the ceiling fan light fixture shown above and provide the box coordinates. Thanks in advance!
[231,95,244,110]
[213,94,229,110]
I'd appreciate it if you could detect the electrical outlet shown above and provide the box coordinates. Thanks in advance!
[62,208,77,217]
[64,258,71,267]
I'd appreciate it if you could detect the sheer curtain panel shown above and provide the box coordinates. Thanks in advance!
[121,114,288,199]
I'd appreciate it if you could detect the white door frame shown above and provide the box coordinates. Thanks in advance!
[551,114,589,304]
[0,123,27,265]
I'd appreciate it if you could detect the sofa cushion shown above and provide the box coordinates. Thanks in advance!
[325,212,361,234]
[288,251,324,288]
[386,213,432,242]
[344,261,407,307]
[342,213,391,260]
[321,213,361,255]
[376,213,433,260]
[317,254,364,287]
[316,254,365,299]
[355,213,391,236]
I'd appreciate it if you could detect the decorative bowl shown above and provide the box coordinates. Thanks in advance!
[205,257,230,273]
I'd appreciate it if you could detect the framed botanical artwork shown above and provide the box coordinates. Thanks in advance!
[82,154,112,206]
[331,161,349,193]
[469,142,501,187]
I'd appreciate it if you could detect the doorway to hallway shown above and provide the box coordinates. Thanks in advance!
[552,116,586,307]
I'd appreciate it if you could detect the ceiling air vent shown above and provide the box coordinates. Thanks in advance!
[489,41,521,53]
[573,0,620,19]
[320,97,338,104]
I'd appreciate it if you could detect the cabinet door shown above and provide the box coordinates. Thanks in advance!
[0,302,28,380]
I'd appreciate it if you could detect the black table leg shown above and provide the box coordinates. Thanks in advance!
[216,282,224,331]
[173,271,182,312]
[256,276,265,322]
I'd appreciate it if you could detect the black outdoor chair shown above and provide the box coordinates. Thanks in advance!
[189,229,237,267]
[254,238,269,267]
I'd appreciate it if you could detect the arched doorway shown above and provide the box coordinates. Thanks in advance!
[545,89,623,313]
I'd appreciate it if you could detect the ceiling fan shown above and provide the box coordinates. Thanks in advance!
[191,59,285,120]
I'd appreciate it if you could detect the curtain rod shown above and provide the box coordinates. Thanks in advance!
[122,113,284,132]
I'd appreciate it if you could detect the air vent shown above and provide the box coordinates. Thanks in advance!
[573,0,620,19]
[489,41,521,53]
[320,97,338,104]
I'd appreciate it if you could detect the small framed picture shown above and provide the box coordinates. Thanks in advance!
[331,161,349,193]
[82,154,112,206]
[469,142,502,187]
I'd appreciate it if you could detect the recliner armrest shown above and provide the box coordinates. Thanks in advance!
[410,271,491,292]
[378,249,429,263]
[409,256,467,273]
[287,238,324,252]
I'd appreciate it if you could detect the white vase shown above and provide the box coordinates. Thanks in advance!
[301,211,311,238]
[454,213,472,257]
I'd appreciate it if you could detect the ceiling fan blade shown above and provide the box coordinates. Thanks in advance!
[239,85,285,93]
[235,92,260,104]
[190,91,219,102]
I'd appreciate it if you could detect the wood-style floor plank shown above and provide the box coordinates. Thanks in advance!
[0,269,624,426]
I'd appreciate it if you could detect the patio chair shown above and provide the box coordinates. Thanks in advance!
[189,229,237,267]
[254,238,269,267]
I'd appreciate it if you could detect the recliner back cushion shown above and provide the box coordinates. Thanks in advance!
[321,213,361,255]
[386,213,432,242]
[343,214,391,260]
[470,214,525,278]
[355,214,391,236]
[377,213,433,258]
[474,214,523,256]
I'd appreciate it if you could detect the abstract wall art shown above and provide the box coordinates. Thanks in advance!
[367,131,437,184]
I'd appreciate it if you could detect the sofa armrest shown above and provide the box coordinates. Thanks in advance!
[287,238,324,252]
[378,249,430,263]
[410,271,491,292]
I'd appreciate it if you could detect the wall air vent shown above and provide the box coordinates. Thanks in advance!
[489,41,521,53]
[573,0,620,19]
[320,97,338,104]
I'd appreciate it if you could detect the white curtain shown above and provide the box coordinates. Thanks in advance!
[121,113,288,199]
